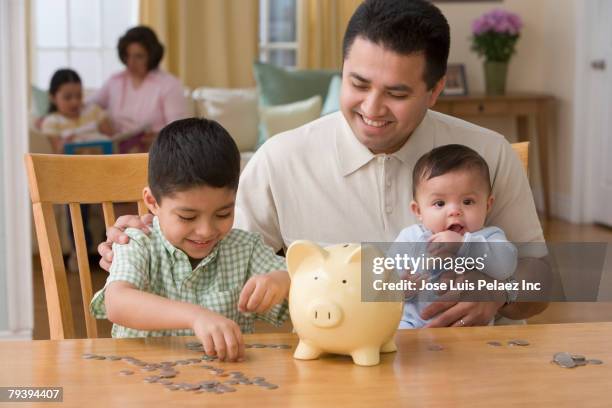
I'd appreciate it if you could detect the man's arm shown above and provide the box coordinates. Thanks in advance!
[235,147,284,252]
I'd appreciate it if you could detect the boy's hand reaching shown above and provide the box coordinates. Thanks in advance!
[238,270,290,314]
[427,230,464,256]
[191,310,245,362]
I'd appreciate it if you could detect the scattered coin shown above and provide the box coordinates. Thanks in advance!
[427,344,444,351]
[587,359,604,365]
[119,369,134,376]
[81,353,97,359]
[107,355,122,361]
[508,339,530,346]
[487,341,502,347]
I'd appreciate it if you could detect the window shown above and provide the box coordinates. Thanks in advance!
[31,0,139,90]
[259,0,298,68]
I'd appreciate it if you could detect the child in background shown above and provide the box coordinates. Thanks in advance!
[392,144,517,329]
[90,118,290,362]
[40,68,113,154]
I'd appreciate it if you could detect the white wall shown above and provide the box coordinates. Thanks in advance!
[0,0,33,339]
[437,0,578,219]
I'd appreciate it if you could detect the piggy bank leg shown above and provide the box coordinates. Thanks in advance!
[294,340,323,360]
[380,338,397,353]
[351,347,380,366]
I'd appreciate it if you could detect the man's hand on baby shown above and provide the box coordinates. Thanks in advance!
[238,271,290,314]
[98,213,154,271]
[191,310,245,362]
[427,230,464,256]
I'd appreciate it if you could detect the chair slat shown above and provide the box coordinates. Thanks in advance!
[511,142,529,175]
[102,202,116,229]
[32,202,75,339]
[69,203,98,339]
[137,200,149,217]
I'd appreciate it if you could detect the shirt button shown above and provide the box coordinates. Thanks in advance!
[385,206,392,213]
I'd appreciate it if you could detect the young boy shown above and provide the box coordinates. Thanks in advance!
[392,144,517,329]
[90,118,290,362]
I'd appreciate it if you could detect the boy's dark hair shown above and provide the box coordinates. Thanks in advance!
[148,118,241,201]
[342,0,450,90]
[118,26,164,71]
[48,68,81,113]
[412,144,491,198]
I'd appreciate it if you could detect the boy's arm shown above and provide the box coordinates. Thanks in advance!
[457,227,518,280]
[238,234,290,326]
[104,281,244,361]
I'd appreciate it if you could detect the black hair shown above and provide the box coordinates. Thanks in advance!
[412,144,491,198]
[148,118,241,202]
[117,26,164,71]
[342,0,450,90]
[47,68,81,113]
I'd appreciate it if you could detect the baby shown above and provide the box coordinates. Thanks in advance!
[392,144,517,329]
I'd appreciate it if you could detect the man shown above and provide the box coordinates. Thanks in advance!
[100,0,548,327]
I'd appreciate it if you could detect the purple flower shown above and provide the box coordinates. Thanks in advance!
[472,9,522,35]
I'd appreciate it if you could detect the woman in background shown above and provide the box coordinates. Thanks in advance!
[89,26,188,152]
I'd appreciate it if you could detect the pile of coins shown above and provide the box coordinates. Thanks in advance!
[81,344,290,395]
[552,352,604,369]
[185,341,291,352]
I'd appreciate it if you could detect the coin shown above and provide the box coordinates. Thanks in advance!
[119,369,135,376]
[587,359,604,365]
[264,384,279,390]
[251,343,266,348]
[427,344,444,351]
[81,353,97,359]
[508,339,530,346]
[487,341,502,347]
[106,355,121,361]
[165,385,181,391]
[571,354,586,361]
[553,352,576,368]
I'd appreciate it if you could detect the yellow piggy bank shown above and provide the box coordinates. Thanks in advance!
[287,240,403,366]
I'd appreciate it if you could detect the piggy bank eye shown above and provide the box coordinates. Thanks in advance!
[314,276,318,280]
[342,280,347,284]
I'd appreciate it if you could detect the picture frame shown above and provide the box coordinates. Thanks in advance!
[442,64,468,96]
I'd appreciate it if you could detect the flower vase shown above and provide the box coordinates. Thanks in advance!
[484,61,508,95]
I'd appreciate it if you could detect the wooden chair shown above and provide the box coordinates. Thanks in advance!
[25,153,149,339]
[511,141,529,174]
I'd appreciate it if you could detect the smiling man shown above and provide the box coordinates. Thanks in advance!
[100,0,547,327]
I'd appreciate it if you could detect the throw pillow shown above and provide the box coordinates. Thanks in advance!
[321,75,342,116]
[192,87,259,152]
[259,95,322,141]
[253,61,339,107]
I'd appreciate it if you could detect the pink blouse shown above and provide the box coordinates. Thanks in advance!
[89,69,188,133]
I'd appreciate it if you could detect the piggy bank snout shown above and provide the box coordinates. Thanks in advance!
[307,300,343,328]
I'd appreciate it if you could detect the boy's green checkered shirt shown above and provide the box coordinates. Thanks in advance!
[90,217,289,337]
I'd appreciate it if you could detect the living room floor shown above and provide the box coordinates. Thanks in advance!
[31,217,612,340]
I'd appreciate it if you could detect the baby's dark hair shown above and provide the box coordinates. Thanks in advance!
[412,144,491,198]
[148,118,240,202]
[48,68,81,113]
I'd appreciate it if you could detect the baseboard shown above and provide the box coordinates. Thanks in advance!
[0,329,33,340]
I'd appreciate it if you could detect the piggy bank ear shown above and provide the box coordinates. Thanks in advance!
[346,244,383,265]
[286,240,327,280]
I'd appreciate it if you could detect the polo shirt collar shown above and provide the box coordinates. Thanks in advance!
[335,110,436,176]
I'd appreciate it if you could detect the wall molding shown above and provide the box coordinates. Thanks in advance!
[0,0,33,338]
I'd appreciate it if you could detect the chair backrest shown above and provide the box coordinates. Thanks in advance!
[511,142,529,174]
[25,153,149,339]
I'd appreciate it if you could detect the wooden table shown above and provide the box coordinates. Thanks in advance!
[434,93,554,218]
[1,323,610,407]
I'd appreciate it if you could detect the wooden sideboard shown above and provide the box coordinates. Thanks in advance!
[434,93,554,218]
